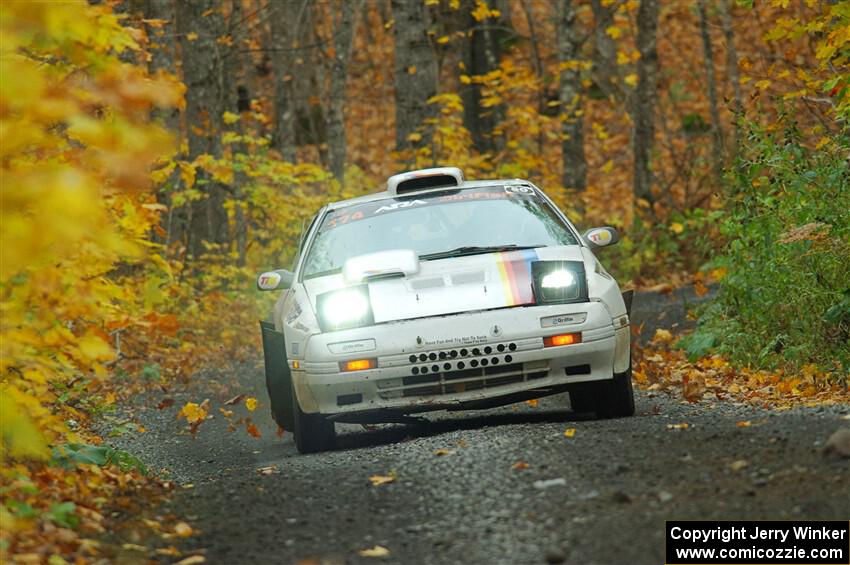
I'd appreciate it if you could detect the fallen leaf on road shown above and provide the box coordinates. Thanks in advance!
[174,522,193,537]
[224,394,245,406]
[246,422,261,438]
[563,428,576,438]
[246,397,258,411]
[369,472,396,486]
[359,545,390,557]
[157,398,175,410]
[433,448,453,456]
[526,398,539,407]
[666,423,689,430]
[729,459,749,472]
[257,465,278,476]
[512,461,530,470]
[175,556,206,565]
[736,420,752,427]
[533,478,566,489]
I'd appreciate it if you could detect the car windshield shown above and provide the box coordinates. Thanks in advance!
[301,185,578,278]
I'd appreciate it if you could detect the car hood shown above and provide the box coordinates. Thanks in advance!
[301,246,586,324]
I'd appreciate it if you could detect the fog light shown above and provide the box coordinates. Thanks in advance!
[340,358,376,372]
[543,333,582,347]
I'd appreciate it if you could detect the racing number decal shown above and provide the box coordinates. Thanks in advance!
[324,210,364,230]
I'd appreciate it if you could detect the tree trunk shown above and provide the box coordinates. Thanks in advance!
[391,0,438,154]
[142,0,184,247]
[176,0,228,258]
[459,0,510,153]
[719,0,743,147]
[226,0,256,265]
[698,0,724,182]
[327,0,361,185]
[269,0,303,162]
[144,0,180,132]
[632,0,660,212]
[557,0,587,208]
[590,0,621,101]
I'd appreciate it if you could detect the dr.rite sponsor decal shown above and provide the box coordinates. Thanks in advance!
[666,521,849,565]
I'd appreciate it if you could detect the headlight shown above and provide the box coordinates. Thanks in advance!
[316,286,374,331]
[532,261,588,304]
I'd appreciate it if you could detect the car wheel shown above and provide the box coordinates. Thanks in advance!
[568,384,596,413]
[291,381,336,454]
[593,364,635,419]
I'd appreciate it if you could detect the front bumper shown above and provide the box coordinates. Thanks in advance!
[291,302,628,416]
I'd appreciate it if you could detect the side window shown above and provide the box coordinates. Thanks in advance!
[291,211,321,272]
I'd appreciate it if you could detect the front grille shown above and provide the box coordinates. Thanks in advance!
[380,362,549,398]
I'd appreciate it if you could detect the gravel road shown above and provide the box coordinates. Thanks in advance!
[113,288,849,565]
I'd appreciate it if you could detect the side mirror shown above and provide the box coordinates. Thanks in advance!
[582,227,620,248]
[257,269,294,291]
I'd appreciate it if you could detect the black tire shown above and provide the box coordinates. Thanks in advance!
[291,380,336,454]
[569,384,597,413]
[593,365,635,419]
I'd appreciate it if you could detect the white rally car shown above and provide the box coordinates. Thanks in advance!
[258,167,634,453]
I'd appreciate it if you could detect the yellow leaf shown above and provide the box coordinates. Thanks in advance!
[606,26,622,39]
[652,329,674,344]
[459,74,471,84]
[245,397,258,412]
[666,423,689,430]
[526,398,539,408]
[755,79,772,90]
[670,222,684,234]
[407,65,417,74]
[359,546,390,558]
[407,132,422,142]
[368,473,396,486]
[624,73,639,87]
[617,51,630,65]
[186,32,198,41]
[222,111,240,125]
[436,36,449,44]
[564,428,576,438]
[178,402,207,424]
[174,522,193,537]
[433,448,452,456]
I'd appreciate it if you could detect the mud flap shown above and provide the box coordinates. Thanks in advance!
[260,321,295,431]
[622,289,634,316]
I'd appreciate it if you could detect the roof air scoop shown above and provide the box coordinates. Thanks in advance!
[387,167,464,196]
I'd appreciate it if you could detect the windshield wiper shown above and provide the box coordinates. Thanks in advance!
[419,244,545,261]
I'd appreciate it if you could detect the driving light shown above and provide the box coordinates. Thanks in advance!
[340,358,376,372]
[541,269,575,289]
[316,285,374,331]
[544,332,582,347]
[531,261,587,304]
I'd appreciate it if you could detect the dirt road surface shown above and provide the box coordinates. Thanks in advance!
[113,288,849,564]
